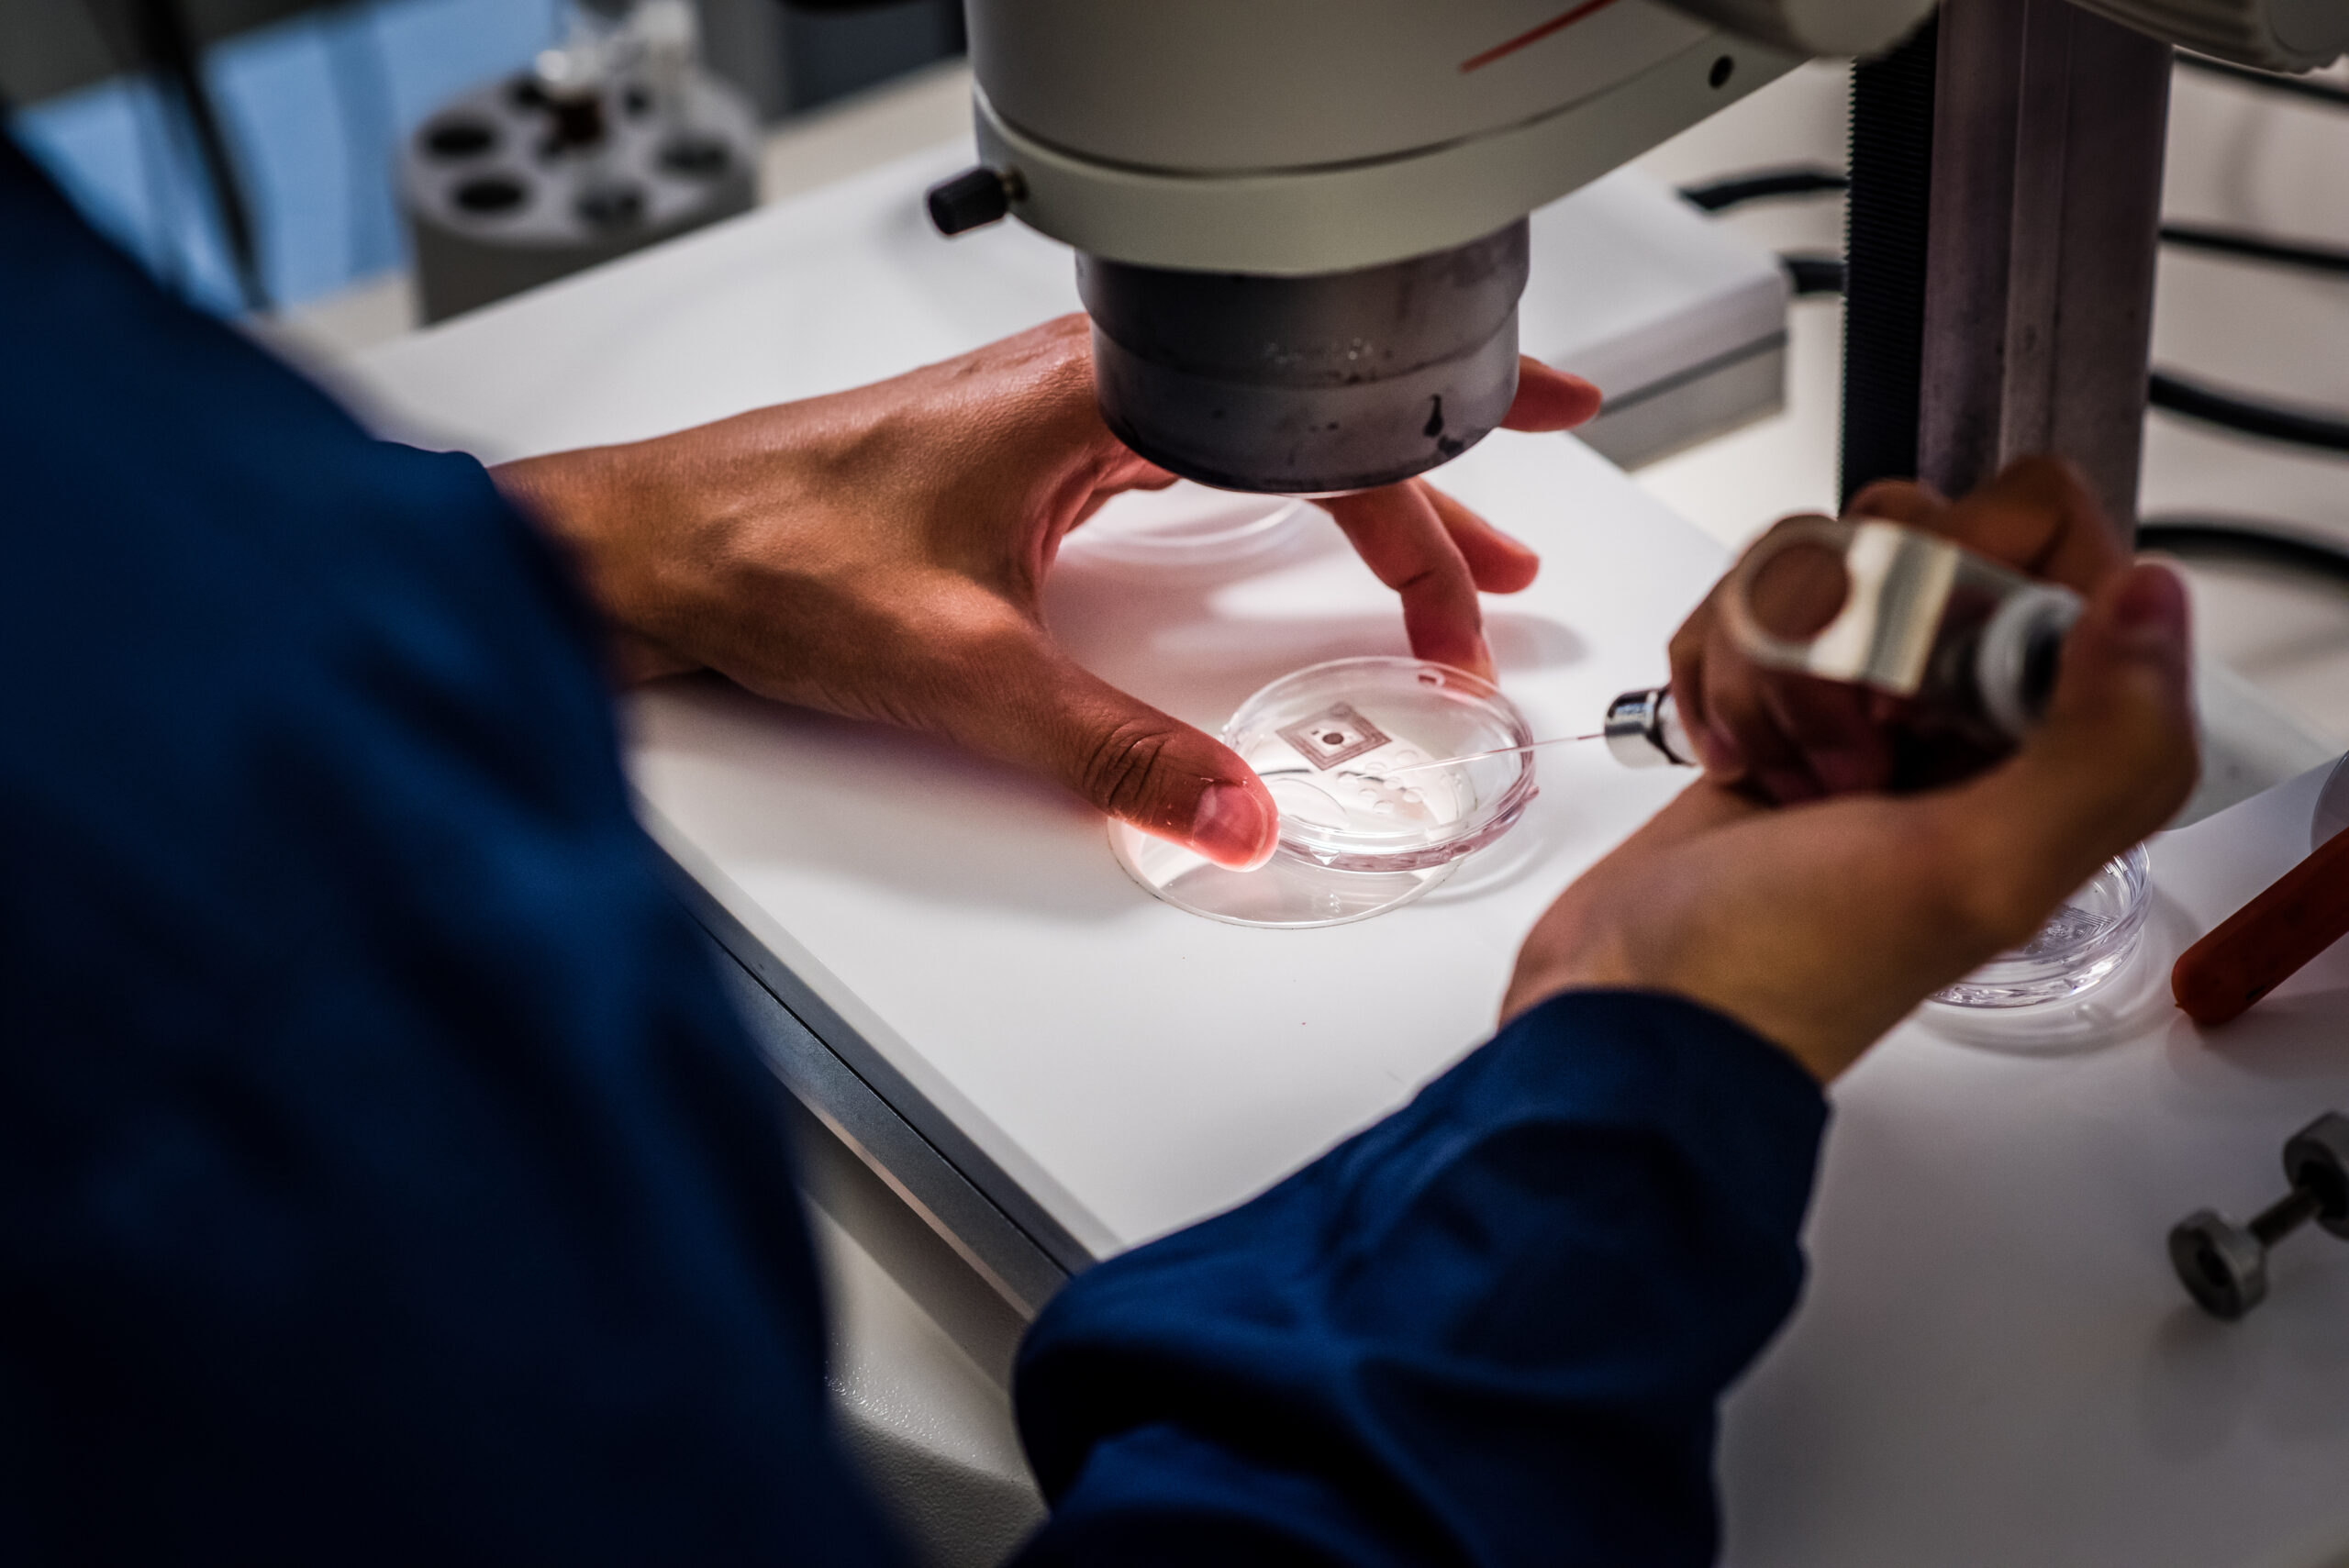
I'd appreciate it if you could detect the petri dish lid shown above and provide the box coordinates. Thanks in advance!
[1063,480,1310,573]
[1228,656,1537,874]
[1108,822,1455,929]
[1930,846,2151,1008]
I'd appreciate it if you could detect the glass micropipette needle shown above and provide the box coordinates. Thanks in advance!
[1367,732,1605,779]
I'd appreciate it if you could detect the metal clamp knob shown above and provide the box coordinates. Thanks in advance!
[2170,1111,2349,1320]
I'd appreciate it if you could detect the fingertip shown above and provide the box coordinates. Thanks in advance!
[1501,358,1604,431]
[1422,481,1542,593]
[1188,778,1278,870]
[1470,540,1541,595]
[1989,556,2198,859]
[2060,560,2191,699]
[1413,629,1497,684]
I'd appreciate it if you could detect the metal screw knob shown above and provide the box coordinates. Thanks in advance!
[2170,1111,2349,1320]
[926,166,1016,237]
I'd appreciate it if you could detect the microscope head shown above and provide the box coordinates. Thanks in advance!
[1075,225,1529,495]
[933,0,1939,494]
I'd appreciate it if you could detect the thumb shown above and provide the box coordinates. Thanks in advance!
[975,643,1279,871]
[1957,562,2198,911]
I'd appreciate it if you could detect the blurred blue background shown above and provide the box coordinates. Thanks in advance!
[11,1,566,312]
[4,0,963,316]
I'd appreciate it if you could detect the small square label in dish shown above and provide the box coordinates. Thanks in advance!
[1275,703,1391,770]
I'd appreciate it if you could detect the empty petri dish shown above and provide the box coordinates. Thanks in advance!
[1929,846,2152,1008]
[1063,481,1310,573]
[1111,657,1538,928]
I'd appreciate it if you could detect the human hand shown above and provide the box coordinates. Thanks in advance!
[491,316,1599,869]
[1503,559,2196,1082]
[1669,456,2132,803]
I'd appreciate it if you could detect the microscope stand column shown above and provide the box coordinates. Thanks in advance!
[1842,0,2173,536]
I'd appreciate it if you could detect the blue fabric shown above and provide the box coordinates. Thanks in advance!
[0,129,1829,1565]
[1013,991,1826,1567]
[0,134,899,1566]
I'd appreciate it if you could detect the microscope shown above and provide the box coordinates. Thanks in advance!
[925,0,2347,498]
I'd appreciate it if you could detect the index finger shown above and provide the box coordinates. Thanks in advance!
[1499,357,1604,432]
[1320,481,1491,678]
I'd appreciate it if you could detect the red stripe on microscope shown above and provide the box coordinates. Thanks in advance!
[1459,0,1629,72]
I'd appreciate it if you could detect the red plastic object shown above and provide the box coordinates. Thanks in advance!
[2173,824,2349,1026]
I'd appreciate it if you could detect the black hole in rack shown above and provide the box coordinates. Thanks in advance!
[423,117,497,159]
[453,175,527,215]
[1709,55,1735,88]
[660,136,731,176]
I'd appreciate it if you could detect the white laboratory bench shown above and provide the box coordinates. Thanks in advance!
[321,98,2349,1568]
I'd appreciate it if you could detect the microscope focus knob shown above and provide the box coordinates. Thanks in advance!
[926,167,1016,237]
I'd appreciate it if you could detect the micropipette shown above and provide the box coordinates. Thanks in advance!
[1357,686,1697,780]
[1367,733,1604,777]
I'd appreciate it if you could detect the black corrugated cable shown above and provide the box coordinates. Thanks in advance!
[2160,222,2349,276]
[2149,371,2349,453]
[1763,256,2349,455]
[1686,173,2349,282]
[1683,171,2349,284]
[1677,165,1849,212]
[2138,516,2349,584]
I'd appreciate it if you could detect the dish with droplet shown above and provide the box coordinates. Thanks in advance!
[1110,657,1539,928]
[1062,480,1310,573]
[1928,846,2151,1008]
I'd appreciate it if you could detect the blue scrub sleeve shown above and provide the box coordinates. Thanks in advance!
[6,125,1827,1566]
[1013,990,1829,1568]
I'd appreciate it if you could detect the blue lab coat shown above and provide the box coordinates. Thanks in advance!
[0,133,1827,1565]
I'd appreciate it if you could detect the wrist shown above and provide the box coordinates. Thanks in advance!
[491,448,699,686]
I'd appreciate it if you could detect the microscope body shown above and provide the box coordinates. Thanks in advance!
[948,0,2346,495]
[955,0,1925,492]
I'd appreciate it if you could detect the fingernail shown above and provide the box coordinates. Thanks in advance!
[1192,783,1275,870]
[2113,563,2188,645]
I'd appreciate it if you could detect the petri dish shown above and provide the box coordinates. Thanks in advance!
[1929,846,2152,1008]
[1111,656,1538,929]
[1063,480,1311,573]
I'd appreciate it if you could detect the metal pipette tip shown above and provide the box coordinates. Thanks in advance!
[1368,732,1604,779]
